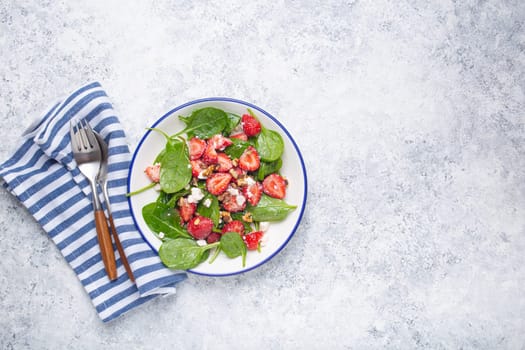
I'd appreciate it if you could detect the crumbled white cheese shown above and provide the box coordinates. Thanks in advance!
[236,194,246,206]
[196,239,207,246]
[203,198,212,208]
[158,232,165,239]
[245,176,256,186]
[198,170,208,180]
[227,187,240,196]
[259,221,270,232]
[187,187,205,204]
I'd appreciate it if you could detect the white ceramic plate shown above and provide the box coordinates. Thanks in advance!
[127,98,307,276]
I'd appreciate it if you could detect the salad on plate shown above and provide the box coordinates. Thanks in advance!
[128,106,297,270]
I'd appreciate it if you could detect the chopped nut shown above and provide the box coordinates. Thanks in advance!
[221,211,232,223]
[229,168,239,179]
[236,174,248,186]
[232,159,238,167]
[217,192,229,202]
[242,212,253,223]
[202,165,216,177]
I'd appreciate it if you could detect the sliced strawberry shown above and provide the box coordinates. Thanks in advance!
[189,137,207,160]
[206,232,221,244]
[210,134,233,151]
[262,173,287,199]
[216,152,233,172]
[242,180,263,206]
[238,146,260,172]
[144,164,161,183]
[230,132,248,141]
[178,198,196,222]
[221,220,245,235]
[187,216,213,240]
[190,159,208,178]
[202,142,218,164]
[244,231,264,250]
[221,191,247,213]
[241,114,262,137]
[206,173,232,195]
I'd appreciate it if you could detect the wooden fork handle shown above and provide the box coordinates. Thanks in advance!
[94,210,118,281]
[108,215,135,282]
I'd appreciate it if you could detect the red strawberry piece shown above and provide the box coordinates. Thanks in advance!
[244,231,264,250]
[242,180,263,206]
[221,191,247,213]
[189,137,207,160]
[230,133,248,141]
[262,173,287,199]
[178,198,196,222]
[206,173,232,195]
[210,134,233,151]
[206,232,221,244]
[221,220,245,235]
[144,164,161,182]
[187,216,214,240]
[216,152,233,172]
[241,114,262,137]
[190,159,208,178]
[238,146,260,172]
[202,142,218,164]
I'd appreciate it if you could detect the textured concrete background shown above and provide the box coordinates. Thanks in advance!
[1,1,524,349]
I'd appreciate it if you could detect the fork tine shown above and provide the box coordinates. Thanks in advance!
[82,119,98,149]
[69,120,80,152]
[78,121,91,150]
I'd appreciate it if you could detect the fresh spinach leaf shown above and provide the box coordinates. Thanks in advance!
[179,114,192,126]
[255,128,284,162]
[224,138,250,159]
[248,194,296,221]
[156,190,175,206]
[220,232,247,266]
[224,112,241,135]
[169,189,192,207]
[199,249,211,264]
[142,202,191,239]
[256,158,283,181]
[159,137,192,193]
[159,238,219,270]
[197,192,220,226]
[154,149,165,164]
[177,107,228,139]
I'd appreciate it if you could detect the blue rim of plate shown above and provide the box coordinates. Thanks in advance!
[127,97,308,277]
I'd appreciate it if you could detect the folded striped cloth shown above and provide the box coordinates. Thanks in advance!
[0,82,187,322]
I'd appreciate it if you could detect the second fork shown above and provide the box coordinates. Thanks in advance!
[70,119,117,281]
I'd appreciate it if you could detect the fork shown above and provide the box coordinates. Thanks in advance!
[94,132,135,282]
[70,119,117,281]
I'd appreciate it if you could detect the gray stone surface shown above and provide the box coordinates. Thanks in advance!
[1,0,524,349]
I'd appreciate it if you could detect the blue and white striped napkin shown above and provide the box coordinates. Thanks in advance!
[0,82,187,322]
